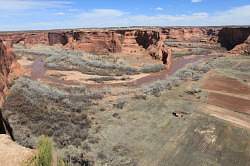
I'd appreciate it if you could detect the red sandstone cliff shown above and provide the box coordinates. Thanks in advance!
[0,27,249,68]
[162,27,219,43]
[0,40,18,105]
[0,29,171,64]
[218,28,250,55]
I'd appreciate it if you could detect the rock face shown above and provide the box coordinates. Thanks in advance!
[68,30,123,54]
[0,29,171,65]
[0,134,34,166]
[218,28,250,54]
[0,27,249,65]
[218,28,250,50]
[0,32,48,46]
[48,32,68,46]
[162,27,219,43]
[0,39,16,105]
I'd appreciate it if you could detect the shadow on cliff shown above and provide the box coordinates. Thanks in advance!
[218,28,250,50]
[0,110,14,140]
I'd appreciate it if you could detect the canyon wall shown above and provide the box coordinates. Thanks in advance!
[0,39,17,136]
[218,28,250,54]
[0,40,16,105]
[0,27,220,51]
[162,27,219,43]
[47,29,165,56]
[162,27,250,55]
[0,29,171,65]
[0,32,48,46]
[0,27,249,62]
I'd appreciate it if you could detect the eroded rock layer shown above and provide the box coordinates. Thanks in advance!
[0,40,16,105]
[162,27,219,43]
[0,27,249,77]
[1,29,174,68]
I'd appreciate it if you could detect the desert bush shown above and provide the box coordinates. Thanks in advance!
[142,59,213,96]
[113,99,127,109]
[173,50,193,57]
[3,77,93,151]
[40,47,139,76]
[15,45,167,76]
[139,64,165,73]
[173,48,212,57]
[61,145,93,166]
[194,48,211,55]
[26,136,68,166]
[88,76,117,83]
[143,80,172,96]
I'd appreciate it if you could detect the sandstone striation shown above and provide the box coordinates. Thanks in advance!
[162,27,219,43]
[0,29,172,65]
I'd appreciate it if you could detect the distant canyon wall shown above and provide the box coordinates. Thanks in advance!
[0,29,163,54]
[162,27,219,43]
[0,27,249,58]
[0,29,171,65]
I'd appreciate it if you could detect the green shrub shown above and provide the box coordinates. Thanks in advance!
[26,136,68,166]
[35,136,53,166]
[140,64,165,73]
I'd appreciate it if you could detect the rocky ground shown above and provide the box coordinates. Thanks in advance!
[0,134,34,166]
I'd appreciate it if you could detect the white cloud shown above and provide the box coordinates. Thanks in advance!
[0,0,71,11]
[0,5,250,31]
[191,0,203,3]
[65,6,248,28]
[155,7,163,11]
[55,12,65,16]
[79,9,125,18]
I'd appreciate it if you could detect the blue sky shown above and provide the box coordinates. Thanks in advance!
[0,0,250,31]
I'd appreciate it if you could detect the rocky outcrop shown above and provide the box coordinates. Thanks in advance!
[162,27,220,43]
[69,30,123,54]
[0,39,19,140]
[218,28,250,50]
[0,39,16,105]
[0,32,49,46]
[0,134,34,166]
[48,32,68,46]
[218,28,250,54]
[1,27,250,68]
[135,30,160,49]
[0,29,171,64]
[1,27,250,52]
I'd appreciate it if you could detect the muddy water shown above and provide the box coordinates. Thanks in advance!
[31,58,46,80]
[127,55,206,86]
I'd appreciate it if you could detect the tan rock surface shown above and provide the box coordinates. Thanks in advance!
[0,134,34,166]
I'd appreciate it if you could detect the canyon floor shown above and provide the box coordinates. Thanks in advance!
[1,30,250,166]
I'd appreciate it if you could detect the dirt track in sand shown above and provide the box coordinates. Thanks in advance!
[202,74,250,96]
[200,105,250,130]
[207,92,250,115]
[202,72,250,114]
